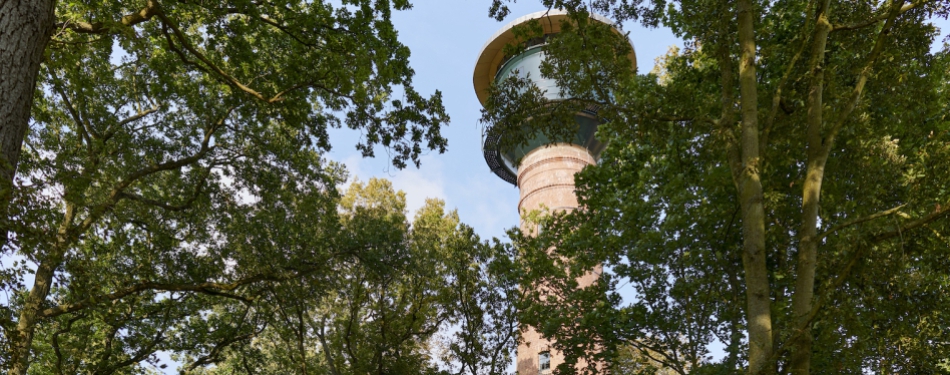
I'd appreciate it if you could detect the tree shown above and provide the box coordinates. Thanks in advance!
[0,0,447,235]
[1,1,450,374]
[436,232,521,375]
[481,1,950,374]
[177,179,520,375]
[11,173,520,374]
[612,345,681,375]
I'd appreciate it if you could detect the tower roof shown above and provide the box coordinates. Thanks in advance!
[472,9,637,106]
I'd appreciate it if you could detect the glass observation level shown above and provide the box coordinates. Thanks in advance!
[472,10,636,185]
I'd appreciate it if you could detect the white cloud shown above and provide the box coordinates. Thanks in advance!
[390,157,447,217]
[339,153,448,218]
[339,154,367,186]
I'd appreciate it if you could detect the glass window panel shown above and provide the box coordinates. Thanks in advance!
[539,351,551,371]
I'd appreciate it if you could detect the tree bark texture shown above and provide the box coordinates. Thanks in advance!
[2,2,56,373]
[789,2,907,373]
[789,2,832,374]
[0,0,56,242]
[736,0,774,373]
[12,258,60,374]
[11,203,74,375]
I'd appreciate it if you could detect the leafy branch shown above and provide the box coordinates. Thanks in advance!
[832,0,933,32]
[57,0,160,34]
[41,267,321,318]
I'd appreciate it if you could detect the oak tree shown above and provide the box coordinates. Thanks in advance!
[1,1,449,374]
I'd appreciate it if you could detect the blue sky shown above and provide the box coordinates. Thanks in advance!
[324,8,948,365]
[327,1,685,240]
[11,2,946,373]
[328,2,950,241]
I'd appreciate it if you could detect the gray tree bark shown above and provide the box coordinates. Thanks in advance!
[736,0,774,373]
[0,0,55,234]
[1,1,57,374]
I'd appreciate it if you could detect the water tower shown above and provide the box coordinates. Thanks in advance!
[472,9,636,375]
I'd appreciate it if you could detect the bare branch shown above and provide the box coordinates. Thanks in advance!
[816,204,907,241]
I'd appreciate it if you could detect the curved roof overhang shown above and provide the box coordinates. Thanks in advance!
[472,9,637,106]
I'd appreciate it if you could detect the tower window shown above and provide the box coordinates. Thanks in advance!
[539,351,551,372]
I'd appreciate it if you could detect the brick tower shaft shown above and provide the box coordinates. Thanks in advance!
[515,143,600,375]
[472,10,635,374]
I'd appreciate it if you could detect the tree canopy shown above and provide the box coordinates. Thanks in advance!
[0,1,524,374]
[481,0,950,374]
[176,179,519,375]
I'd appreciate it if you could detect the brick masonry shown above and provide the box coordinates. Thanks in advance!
[516,143,599,375]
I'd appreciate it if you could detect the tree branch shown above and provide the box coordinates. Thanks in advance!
[52,314,83,375]
[40,268,312,318]
[759,200,949,375]
[816,204,907,241]
[832,0,931,32]
[117,166,209,212]
[59,0,160,34]
[626,339,689,375]
[316,317,343,375]
[183,327,262,372]
[49,73,99,144]
[761,2,814,153]
[74,107,231,237]
[96,302,173,375]
[871,202,950,242]
[821,0,905,155]
[156,10,301,103]
[116,106,160,128]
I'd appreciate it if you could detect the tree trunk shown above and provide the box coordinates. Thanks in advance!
[736,0,774,373]
[0,0,56,245]
[11,202,73,375]
[3,2,57,372]
[789,2,832,374]
[11,257,60,375]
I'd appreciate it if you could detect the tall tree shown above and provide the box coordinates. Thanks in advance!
[482,1,950,374]
[178,180,519,375]
[0,1,449,374]
[0,0,56,232]
[0,0,447,238]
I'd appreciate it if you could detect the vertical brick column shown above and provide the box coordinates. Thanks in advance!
[515,143,598,375]
[517,143,595,217]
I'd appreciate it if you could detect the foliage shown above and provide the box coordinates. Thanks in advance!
[612,345,682,375]
[0,1,487,374]
[182,180,519,375]
[482,0,950,374]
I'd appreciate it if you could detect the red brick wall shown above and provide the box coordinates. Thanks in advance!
[516,143,599,375]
